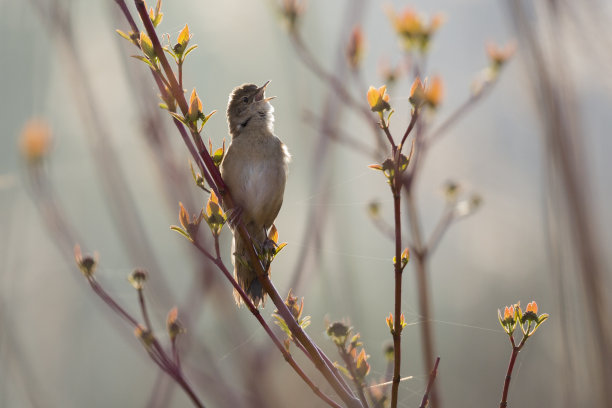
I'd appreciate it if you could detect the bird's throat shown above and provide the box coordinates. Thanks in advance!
[240,116,252,130]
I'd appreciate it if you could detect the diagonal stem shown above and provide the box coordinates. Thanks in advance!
[192,239,343,408]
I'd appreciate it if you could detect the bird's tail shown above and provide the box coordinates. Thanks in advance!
[232,224,268,307]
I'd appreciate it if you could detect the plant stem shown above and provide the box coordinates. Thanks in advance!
[405,186,439,407]
[172,371,205,408]
[499,347,519,408]
[390,145,403,408]
[88,278,139,327]
[414,248,438,407]
[138,288,153,331]
[88,275,207,408]
[419,357,440,408]
[288,30,386,154]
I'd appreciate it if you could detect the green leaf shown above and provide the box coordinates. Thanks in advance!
[168,112,187,124]
[163,46,177,60]
[333,363,353,380]
[386,109,395,124]
[497,309,504,330]
[139,32,156,60]
[183,44,198,58]
[398,153,409,172]
[152,13,163,27]
[131,55,156,69]
[170,225,192,241]
[201,110,217,126]
[189,160,198,182]
[520,321,531,337]
[350,333,362,348]
[515,303,523,322]
[275,242,287,255]
[116,29,132,42]
[212,147,224,166]
[529,314,549,336]
[273,314,292,338]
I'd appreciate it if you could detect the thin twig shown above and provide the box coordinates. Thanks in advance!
[302,110,375,159]
[87,276,206,408]
[400,111,419,152]
[289,30,386,153]
[419,357,440,408]
[426,205,455,255]
[499,335,527,408]
[425,81,496,148]
[138,288,153,331]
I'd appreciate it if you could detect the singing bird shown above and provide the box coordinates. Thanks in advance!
[221,81,290,307]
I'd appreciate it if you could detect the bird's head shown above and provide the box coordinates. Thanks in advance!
[227,81,275,137]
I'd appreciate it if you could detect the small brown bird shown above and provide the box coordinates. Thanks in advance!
[221,81,290,307]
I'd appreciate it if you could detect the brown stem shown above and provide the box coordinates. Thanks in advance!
[171,338,180,369]
[289,30,386,153]
[405,169,439,408]
[138,288,153,331]
[419,357,440,408]
[88,278,139,327]
[88,276,206,408]
[302,110,375,159]
[382,122,397,150]
[499,347,519,408]
[414,250,438,407]
[384,111,418,408]
[171,370,205,408]
[425,80,496,148]
[178,61,184,91]
[400,111,419,152]
[114,0,140,34]
[390,156,403,408]
[193,239,343,408]
[426,206,455,255]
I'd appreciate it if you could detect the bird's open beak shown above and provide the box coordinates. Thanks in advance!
[255,80,276,103]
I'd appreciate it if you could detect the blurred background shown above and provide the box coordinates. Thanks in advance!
[1,0,611,407]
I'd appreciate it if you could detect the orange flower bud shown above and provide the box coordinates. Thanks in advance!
[525,301,538,315]
[367,85,391,113]
[347,26,365,69]
[487,41,516,68]
[19,119,52,162]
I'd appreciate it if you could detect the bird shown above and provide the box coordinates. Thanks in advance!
[220,81,290,307]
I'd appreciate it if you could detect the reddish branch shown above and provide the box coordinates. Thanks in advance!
[419,357,440,408]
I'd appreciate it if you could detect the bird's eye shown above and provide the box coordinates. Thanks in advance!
[242,96,249,103]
